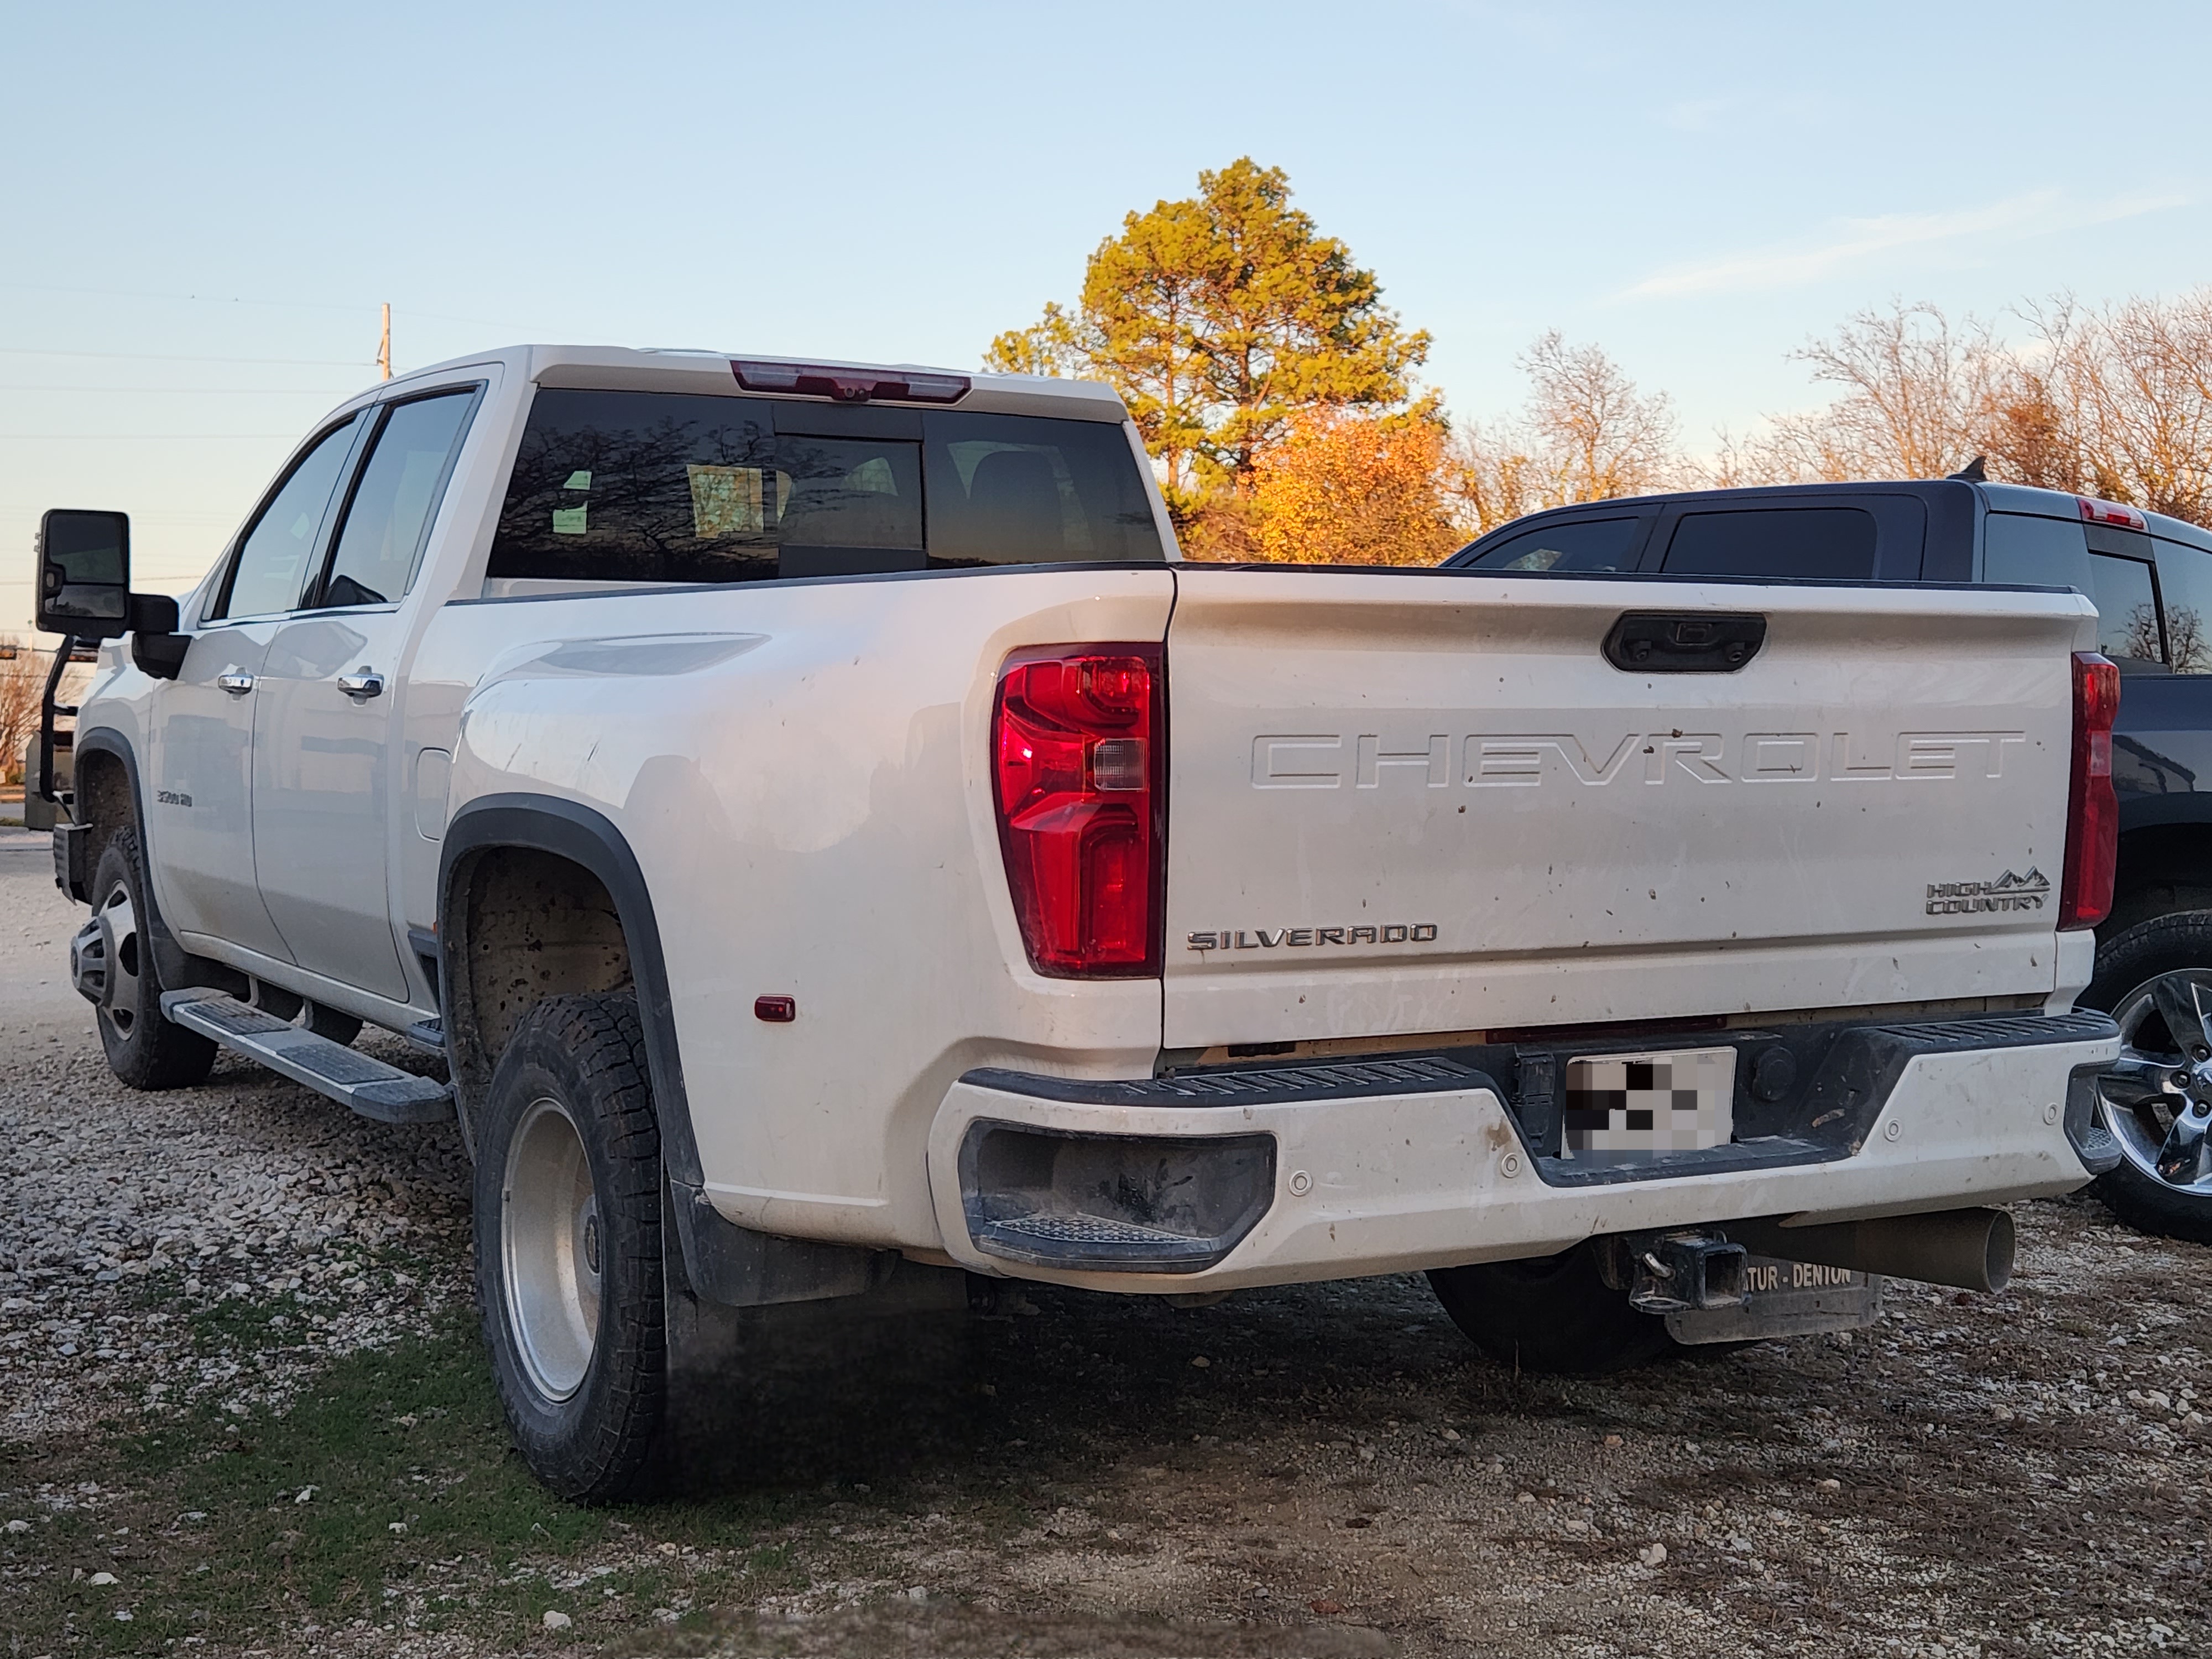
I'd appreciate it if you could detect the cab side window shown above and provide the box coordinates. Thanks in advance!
[212,416,361,620]
[1983,512,2090,589]
[314,391,478,608]
[1660,508,1877,579]
[1456,515,1642,573]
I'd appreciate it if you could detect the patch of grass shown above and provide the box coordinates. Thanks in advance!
[7,1312,812,1652]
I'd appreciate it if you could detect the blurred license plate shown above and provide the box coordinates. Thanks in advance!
[1563,1046,1735,1160]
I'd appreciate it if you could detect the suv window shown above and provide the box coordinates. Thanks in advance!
[1660,508,1877,579]
[213,415,361,620]
[2089,553,2164,670]
[487,390,1163,586]
[315,391,478,608]
[1457,515,1641,573]
[1985,512,2167,670]
[2155,538,2212,672]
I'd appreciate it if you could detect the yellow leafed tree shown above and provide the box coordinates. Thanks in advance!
[1249,410,1460,566]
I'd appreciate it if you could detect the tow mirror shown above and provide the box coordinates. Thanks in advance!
[36,509,133,639]
[35,508,186,679]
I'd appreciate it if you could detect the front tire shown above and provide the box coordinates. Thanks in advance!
[1428,1241,1679,1374]
[2081,910,2212,1244]
[77,826,217,1091]
[474,994,667,1501]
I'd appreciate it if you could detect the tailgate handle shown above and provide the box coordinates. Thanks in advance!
[1604,611,1766,673]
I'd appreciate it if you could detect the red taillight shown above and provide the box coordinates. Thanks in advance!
[992,646,1164,977]
[2077,495,2148,531]
[2058,651,2120,930]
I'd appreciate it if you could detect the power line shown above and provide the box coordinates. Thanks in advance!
[0,432,302,440]
[0,384,359,394]
[0,283,541,334]
[0,281,370,314]
[0,347,369,367]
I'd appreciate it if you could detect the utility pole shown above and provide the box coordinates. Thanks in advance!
[377,302,392,380]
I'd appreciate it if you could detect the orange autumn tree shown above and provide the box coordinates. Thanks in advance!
[1248,409,1460,565]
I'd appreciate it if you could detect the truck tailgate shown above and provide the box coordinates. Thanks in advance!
[1162,566,2094,1050]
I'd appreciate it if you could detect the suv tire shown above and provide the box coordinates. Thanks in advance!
[1428,1241,1680,1374]
[82,826,217,1091]
[2080,910,2212,1244]
[474,993,667,1501]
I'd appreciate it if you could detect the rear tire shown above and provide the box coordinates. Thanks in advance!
[1428,1241,1679,1374]
[82,826,217,1091]
[2080,910,2212,1244]
[474,993,667,1501]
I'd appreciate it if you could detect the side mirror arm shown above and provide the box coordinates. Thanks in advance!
[35,637,77,808]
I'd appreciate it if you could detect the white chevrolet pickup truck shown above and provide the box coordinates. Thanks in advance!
[30,346,2127,1499]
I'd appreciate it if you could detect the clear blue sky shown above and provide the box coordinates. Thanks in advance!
[6,0,2208,631]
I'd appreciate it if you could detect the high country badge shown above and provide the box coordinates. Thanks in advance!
[1926,869,2049,915]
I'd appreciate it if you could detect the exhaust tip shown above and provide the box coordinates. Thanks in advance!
[1981,1208,2016,1293]
[1728,1206,2017,1293]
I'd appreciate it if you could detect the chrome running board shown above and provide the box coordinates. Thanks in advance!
[160,989,453,1124]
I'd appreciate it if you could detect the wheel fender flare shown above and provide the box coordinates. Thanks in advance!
[438,793,896,1307]
[437,793,706,1191]
[66,727,227,994]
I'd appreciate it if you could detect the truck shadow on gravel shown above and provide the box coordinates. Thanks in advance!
[650,1271,1485,1497]
[7,1199,2209,1657]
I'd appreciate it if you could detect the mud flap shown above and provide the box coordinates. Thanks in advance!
[51,821,91,903]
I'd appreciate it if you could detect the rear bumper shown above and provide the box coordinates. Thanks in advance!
[924,1011,2120,1293]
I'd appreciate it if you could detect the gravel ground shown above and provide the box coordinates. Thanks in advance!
[1,825,2208,1657]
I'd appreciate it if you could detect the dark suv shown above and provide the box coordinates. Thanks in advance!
[1449,478,2212,1243]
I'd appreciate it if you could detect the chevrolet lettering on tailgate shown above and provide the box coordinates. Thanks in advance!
[1251,729,2028,788]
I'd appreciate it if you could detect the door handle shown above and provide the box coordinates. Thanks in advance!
[217,672,255,696]
[337,669,385,700]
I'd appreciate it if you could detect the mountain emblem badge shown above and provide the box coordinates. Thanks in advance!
[1925,868,2050,915]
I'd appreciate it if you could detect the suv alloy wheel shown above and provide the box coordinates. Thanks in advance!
[2086,911,2212,1243]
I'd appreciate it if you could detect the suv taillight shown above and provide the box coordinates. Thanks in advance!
[2058,651,2120,930]
[992,646,1164,977]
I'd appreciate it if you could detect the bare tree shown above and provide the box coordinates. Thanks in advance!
[0,648,51,787]
[1444,289,2212,546]
[1520,332,1680,502]
[1444,335,1680,534]
[1982,369,2083,493]
[2031,291,2212,523]
[1761,300,2006,481]
[1443,418,1538,535]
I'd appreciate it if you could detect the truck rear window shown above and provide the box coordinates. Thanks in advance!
[487,389,1163,586]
